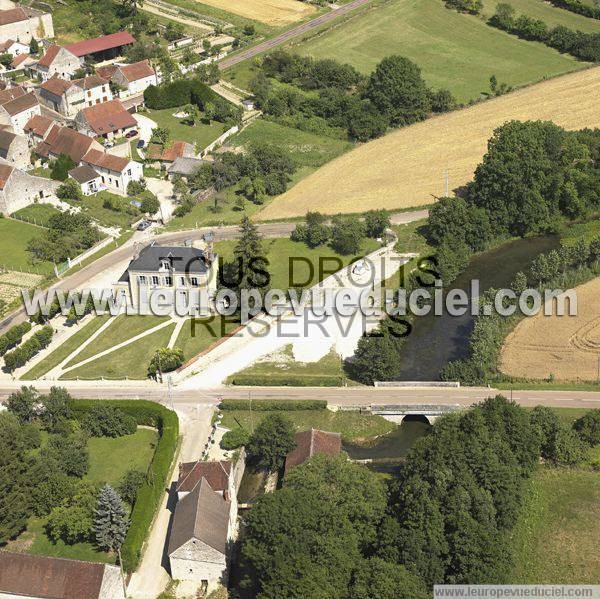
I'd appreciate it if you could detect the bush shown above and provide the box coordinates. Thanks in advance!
[573,409,600,446]
[219,399,327,411]
[221,427,251,450]
[83,405,137,437]
[68,400,178,572]
[229,374,345,386]
[148,347,184,377]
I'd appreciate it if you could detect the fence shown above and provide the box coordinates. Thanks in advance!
[200,124,239,157]
[55,235,118,278]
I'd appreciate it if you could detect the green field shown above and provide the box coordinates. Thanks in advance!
[145,108,227,150]
[12,204,61,228]
[62,322,176,380]
[214,236,380,290]
[218,408,394,442]
[288,0,584,102]
[23,316,110,380]
[481,0,600,33]
[510,466,600,583]
[0,218,53,275]
[175,315,241,361]
[20,428,157,563]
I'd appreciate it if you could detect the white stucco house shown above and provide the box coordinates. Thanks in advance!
[35,45,80,81]
[113,60,157,96]
[0,38,29,57]
[81,148,142,195]
[0,90,40,135]
[38,74,112,117]
[68,164,104,195]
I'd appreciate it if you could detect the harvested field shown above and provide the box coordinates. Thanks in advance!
[500,277,600,382]
[195,0,315,25]
[257,67,600,220]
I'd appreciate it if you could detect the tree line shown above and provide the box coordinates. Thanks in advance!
[250,52,456,142]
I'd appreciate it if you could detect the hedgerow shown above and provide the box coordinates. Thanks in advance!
[219,399,327,411]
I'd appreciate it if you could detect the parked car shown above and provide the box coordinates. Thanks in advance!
[125,129,139,138]
[104,140,114,148]
[137,220,152,231]
[136,139,145,149]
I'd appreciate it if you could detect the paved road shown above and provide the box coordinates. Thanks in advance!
[0,209,428,335]
[218,0,372,70]
[1,382,599,409]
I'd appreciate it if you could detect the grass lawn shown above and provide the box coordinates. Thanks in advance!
[145,108,227,151]
[23,316,110,380]
[175,315,241,360]
[62,322,176,380]
[0,218,53,275]
[510,465,600,583]
[29,167,52,179]
[214,236,381,290]
[218,408,395,442]
[20,428,158,564]
[65,315,170,367]
[289,0,584,102]
[480,0,600,33]
[66,192,141,230]
[12,204,62,228]
[228,345,353,386]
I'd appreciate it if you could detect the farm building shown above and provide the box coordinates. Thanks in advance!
[65,31,135,63]
[284,428,342,475]
[0,5,54,44]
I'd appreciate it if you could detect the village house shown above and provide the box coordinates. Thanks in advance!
[284,428,342,476]
[0,551,125,599]
[0,38,28,57]
[35,45,80,81]
[75,99,137,140]
[10,52,35,71]
[147,140,194,167]
[167,156,205,181]
[81,148,142,195]
[110,59,157,96]
[114,242,219,311]
[35,123,102,164]
[38,74,111,117]
[65,31,135,64]
[0,129,29,168]
[0,162,58,214]
[68,164,104,195]
[168,478,236,592]
[24,113,56,145]
[0,5,54,45]
[0,90,40,135]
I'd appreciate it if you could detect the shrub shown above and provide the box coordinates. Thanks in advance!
[83,405,137,437]
[221,427,251,450]
[3,326,53,372]
[219,399,327,411]
[148,347,184,377]
[0,321,32,356]
[573,409,600,446]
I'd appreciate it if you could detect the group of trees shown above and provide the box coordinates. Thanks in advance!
[426,121,600,285]
[3,326,53,373]
[147,347,184,378]
[27,211,102,264]
[0,387,136,551]
[0,321,31,357]
[291,210,390,255]
[490,3,600,62]
[251,52,456,142]
[239,396,600,597]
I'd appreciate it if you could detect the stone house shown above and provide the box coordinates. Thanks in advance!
[35,45,80,81]
[0,129,29,169]
[0,163,58,214]
[77,74,112,108]
[284,428,342,476]
[113,243,219,312]
[38,74,112,117]
[35,123,102,164]
[0,91,40,134]
[0,6,54,45]
[68,164,104,195]
[0,39,29,57]
[147,140,194,167]
[81,148,142,195]
[23,114,55,146]
[111,60,157,96]
[75,99,136,140]
[0,551,125,599]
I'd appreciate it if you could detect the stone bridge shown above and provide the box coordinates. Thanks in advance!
[370,404,464,425]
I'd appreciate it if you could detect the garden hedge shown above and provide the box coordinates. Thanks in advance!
[69,399,179,572]
[229,373,345,387]
[219,399,327,411]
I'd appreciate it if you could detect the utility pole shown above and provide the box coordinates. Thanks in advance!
[249,389,254,433]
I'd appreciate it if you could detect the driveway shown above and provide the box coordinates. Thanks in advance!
[145,177,176,222]
[134,113,158,145]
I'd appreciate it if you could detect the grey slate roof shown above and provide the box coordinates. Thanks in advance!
[69,165,100,184]
[167,157,205,176]
[0,129,16,152]
[168,478,230,556]
[124,244,210,275]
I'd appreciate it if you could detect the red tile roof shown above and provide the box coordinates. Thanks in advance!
[74,74,108,90]
[80,99,136,135]
[2,92,38,116]
[25,114,55,137]
[177,460,231,494]
[147,140,191,163]
[66,31,135,58]
[36,125,95,162]
[285,428,342,475]
[118,60,155,82]
[0,164,14,190]
[0,551,108,599]
[40,75,74,96]
[96,65,118,80]
[83,148,129,172]
[11,53,31,68]
[37,44,63,68]
[0,86,25,105]
[0,7,28,26]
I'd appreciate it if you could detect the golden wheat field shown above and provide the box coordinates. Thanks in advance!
[196,0,315,25]
[500,278,600,382]
[257,67,600,220]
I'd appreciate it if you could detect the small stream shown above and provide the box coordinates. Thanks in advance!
[395,235,559,381]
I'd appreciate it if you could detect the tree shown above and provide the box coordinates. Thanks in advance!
[221,427,251,450]
[330,215,365,255]
[118,470,146,505]
[57,178,83,201]
[40,387,72,433]
[346,330,401,385]
[248,414,296,471]
[164,21,184,42]
[364,209,390,238]
[140,193,160,215]
[364,56,431,126]
[292,211,331,248]
[183,103,199,126]
[148,347,184,378]
[573,409,600,446]
[46,481,98,544]
[50,154,76,181]
[42,433,89,478]
[92,485,129,552]
[83,405,137,438]
[29,37,40,55]
[350,558,429,599]
[31,469,77,517]
[7,386,39,423]
[150,126,170,146]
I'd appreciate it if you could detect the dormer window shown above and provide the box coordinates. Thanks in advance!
[160,259,170,271]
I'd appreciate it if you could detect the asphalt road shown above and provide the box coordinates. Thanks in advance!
[218,0,372,71]
[1,381,599,410]
[0,209,428,335]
